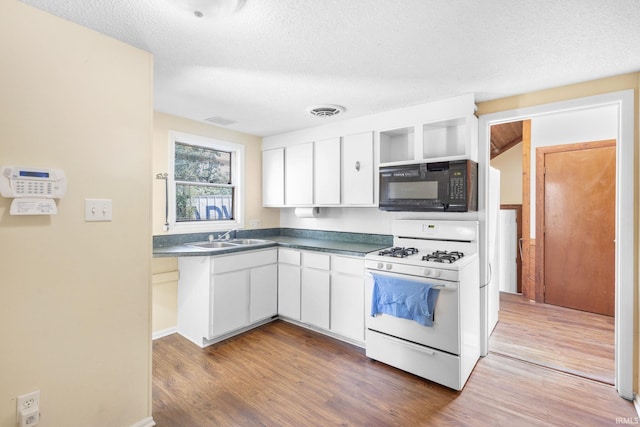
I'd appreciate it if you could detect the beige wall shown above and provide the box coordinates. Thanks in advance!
[151,113,280,334]
[0,2,153,426]
[478,72,640,393]
[490,142,523,205]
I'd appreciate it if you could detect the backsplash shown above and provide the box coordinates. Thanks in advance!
[153,227,392,249]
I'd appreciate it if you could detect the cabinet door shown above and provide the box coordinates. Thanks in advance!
[285,142,313,205]
[250,264,278,323]
[331,274,365,341]
[211,270,249,337]
[301,268,330,329]
[278,263,301,320]
[263,148,284,206]
[342,131,374,205]
[314,137,341,205]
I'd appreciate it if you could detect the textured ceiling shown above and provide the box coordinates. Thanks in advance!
[18,0,640,137]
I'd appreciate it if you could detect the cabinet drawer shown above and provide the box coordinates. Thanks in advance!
[302,252,330,270]
[211,249,277,274]
[331,255,364,276]
[366,329,462,390]
[279,248,301,265]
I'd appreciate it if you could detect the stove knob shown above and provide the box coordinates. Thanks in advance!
[432,270,441,278]
[424,268,432,277]
[385,263,393,270]
[377,262,384,269]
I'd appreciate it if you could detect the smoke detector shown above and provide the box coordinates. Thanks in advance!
[307,104,345,118]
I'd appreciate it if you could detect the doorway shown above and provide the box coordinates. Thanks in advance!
[489,125,616,383]
[478,90,635,400]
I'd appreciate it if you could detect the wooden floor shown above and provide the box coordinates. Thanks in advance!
[490,292,615,384]
[153,319,634,426]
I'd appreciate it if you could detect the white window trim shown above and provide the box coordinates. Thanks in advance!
[168,131,245,233]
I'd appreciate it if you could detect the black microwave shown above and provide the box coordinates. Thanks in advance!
[379,160,478,212]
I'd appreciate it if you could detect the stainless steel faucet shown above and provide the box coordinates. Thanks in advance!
[218,228,238,240]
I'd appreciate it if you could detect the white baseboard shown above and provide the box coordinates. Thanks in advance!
[130,416,155,427]
[633,395,640,420]
[152,327,177,340]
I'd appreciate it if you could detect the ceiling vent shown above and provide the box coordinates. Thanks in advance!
[307,104,345,118]
[204,116,237,126]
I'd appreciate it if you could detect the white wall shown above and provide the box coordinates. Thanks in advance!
[529,105,618,237]
[490,141,523,205]
[280,207,475,234]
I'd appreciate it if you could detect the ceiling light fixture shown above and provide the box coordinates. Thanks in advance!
[172,0,246,19]
[307,104,345,118]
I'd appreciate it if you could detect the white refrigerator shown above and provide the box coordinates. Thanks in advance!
[486,167,501,334]
[480,166,501,356]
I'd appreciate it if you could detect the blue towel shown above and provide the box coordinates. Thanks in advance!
[370,273,440,327]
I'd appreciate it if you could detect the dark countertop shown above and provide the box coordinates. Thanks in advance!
[268,236,388,257]
[153,228,392,258]
[152,241,278,257]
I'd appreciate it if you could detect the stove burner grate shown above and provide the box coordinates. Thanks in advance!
[378,247,419,258]
[421,250,465,264]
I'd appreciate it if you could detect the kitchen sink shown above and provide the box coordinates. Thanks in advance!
[188,241,238,249]
[228,239,269,245]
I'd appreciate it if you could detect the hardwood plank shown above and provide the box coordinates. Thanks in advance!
[153,319,632,426]
[490,292,614,384]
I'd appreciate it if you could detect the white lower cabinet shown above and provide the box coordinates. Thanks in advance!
[300,252,331,329]
[278,249,301,320]
[250,264,278,323]
[277,248,366,345]
[301,267,330,329]
[212,269,249,337]
[177,248,277,347]
[178,246,366,348]
[330,255,365,342]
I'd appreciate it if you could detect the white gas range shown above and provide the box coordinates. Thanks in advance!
[364,219,480,390]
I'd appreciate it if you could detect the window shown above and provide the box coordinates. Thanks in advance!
[169,132,244,231]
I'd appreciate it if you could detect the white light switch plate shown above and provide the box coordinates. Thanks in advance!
[85,199,112,222]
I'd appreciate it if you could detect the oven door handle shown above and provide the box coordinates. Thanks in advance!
[431,284,457,291]
[366,270,458,291]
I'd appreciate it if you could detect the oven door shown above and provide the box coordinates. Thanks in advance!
[365,269,459,355]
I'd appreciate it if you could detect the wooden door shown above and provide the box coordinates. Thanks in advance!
[539,140,615,316]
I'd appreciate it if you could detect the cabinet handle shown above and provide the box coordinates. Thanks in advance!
[355,161,360,172]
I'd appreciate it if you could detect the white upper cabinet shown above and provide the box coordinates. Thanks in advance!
[285,142,313,206]
[314,137,341,205]
[342,131,374,205]
[262,94,476,206]
[378,115,478,166]
[262,147,284,206]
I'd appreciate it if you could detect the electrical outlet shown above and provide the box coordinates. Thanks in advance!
[16,391,39,425]
[249,219,261,228]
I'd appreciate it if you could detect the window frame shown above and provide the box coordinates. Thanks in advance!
[168,131,244,232]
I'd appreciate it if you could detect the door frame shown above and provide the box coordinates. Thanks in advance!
[536,139,616,309]
[478,90,635,400]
